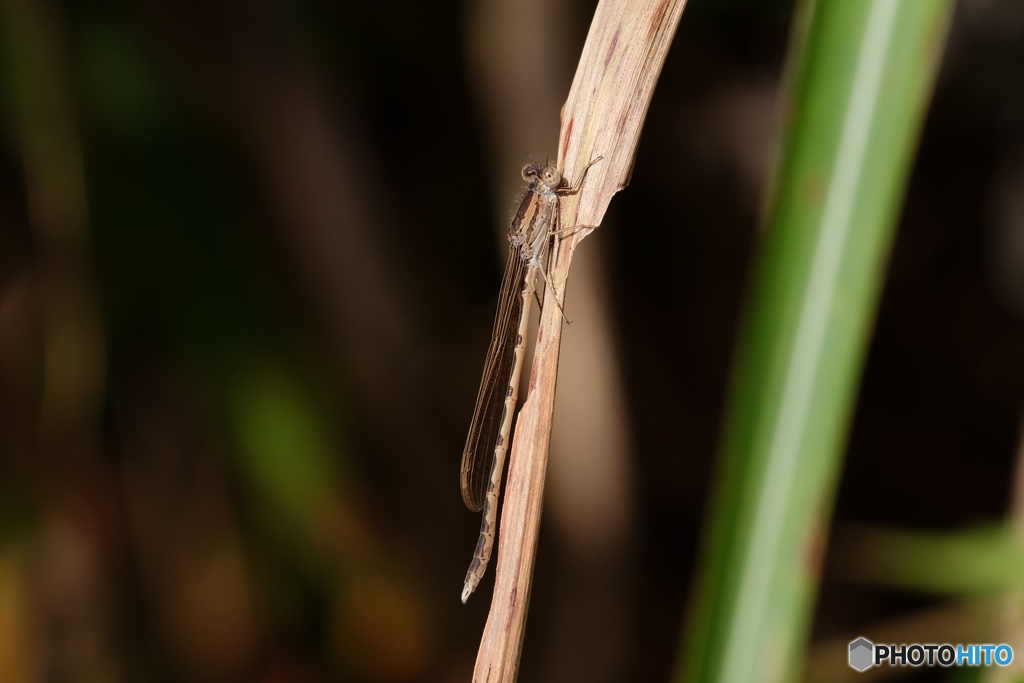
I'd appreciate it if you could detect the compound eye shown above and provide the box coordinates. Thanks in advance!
[522,164,538,182]
[540,166,561,187]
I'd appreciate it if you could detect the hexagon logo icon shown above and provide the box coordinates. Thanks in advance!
[849,637,874,671]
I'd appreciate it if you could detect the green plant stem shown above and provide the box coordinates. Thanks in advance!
[675,1,954,681]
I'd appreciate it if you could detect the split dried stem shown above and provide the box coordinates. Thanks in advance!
[470,0,688,680]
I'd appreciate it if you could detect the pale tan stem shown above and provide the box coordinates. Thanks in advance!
[470,0,688,680]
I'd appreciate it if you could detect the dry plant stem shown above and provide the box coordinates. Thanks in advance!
[3,0,117,678]
[471,0,687,680]
[3,0,105,446]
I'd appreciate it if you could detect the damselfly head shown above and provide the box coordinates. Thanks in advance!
[521,163,562,189]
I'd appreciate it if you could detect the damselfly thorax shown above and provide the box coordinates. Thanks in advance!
[459,157,601,603]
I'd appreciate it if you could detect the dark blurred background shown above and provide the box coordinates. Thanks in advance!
[0,0,1022,681]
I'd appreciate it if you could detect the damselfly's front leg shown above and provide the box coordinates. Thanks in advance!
[555,155,604,196]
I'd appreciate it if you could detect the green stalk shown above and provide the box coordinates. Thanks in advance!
[675,1,954,681]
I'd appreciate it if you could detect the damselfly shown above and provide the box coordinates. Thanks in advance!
[460,157,601,603]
